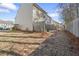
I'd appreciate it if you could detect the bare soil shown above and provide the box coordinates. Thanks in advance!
[0,31,52,56]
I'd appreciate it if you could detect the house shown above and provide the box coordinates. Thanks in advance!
[15,3,33,31]
[33,3,47,32]
[61,3,79,38]
[15,3,52,32]
[0,20,14,30]
[45,15,54,31]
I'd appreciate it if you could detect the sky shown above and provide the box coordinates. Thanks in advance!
[0,3,20,22]
[0,3,64,23]
[38,3,64,23]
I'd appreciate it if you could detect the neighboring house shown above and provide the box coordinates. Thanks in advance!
[45,15,51,25]
[15,3,52,32]
[50,20,59,30]
[15,3,33,31]
[61,3,79,38]
[0,20,14,30]
[57,23,64,31]
[45,15,54,31]
[33,3,47,32]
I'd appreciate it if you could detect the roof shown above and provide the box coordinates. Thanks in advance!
[33,3,47,14]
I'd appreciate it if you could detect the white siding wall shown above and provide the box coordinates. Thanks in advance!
[33,6,47,32]
[72,19,79,37]
[15,3,33,31]
[66,18,79,37]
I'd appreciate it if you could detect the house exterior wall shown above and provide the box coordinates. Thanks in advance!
[15,3,33,31]
[65,18,79,37]
[63,4,79,38]
[15,3,52,32]
[33,4,47,32]
[45,15,54,31]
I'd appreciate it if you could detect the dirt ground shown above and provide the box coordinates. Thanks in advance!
[0,31,53,56]
[30,31,79,56]
[0,31,79,56]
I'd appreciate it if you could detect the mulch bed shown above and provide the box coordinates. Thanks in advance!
[64,30,79,49]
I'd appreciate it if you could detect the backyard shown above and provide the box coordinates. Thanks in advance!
[0,31,53,56]
[0,31,79,56]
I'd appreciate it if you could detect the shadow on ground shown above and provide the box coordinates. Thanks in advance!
[28,31,79,56]
[29,35,55,56]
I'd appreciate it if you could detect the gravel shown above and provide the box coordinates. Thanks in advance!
[31,31,79,56]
